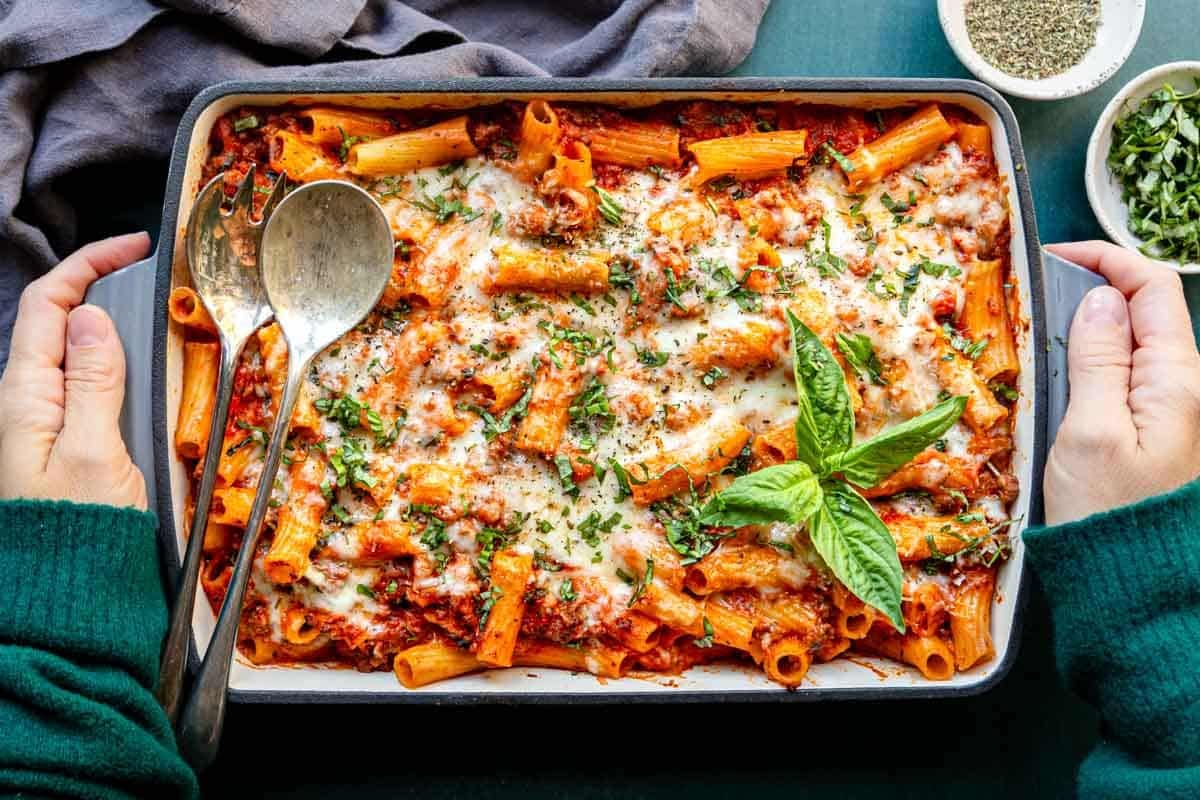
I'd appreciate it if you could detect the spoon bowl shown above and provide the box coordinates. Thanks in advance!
[260,180,395,353]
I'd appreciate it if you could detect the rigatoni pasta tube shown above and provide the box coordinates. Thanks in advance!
[215,435,257,487]
[689,321,780,372]
[210,487,255,526]
[961,258,1018,384]
[512,640,629,679]
[393,641,483,688]
[953,119,992,158]
[627,420,751,505]
[348,116,478,176]
[684,545,808,595]
[290,382,322,438]
[686,129,809,186]
[859,451,978,499]
[542,139,595,194]
[859,631,955,681]
[757,594,822,637]
[936,340,1007,432]
[639,582,704,636]
[750,421,798,470]
[470,363,529,413]
[264,455,329,584]
[613,612,665,653]
[298,107,393,147]
[513,347,583,457]
[816,637,852,662]
[282,606,323,645]
[406,463,464,507]
[702,595,756,653]
[515,100,561,180]
[612,535,687,590]
[950,570,995,670]
[169,286,217,334]
[201,520,234,553]
[831,582,875,640]
[586,119,682,168]
[904,580,948,637]
[842,104,955,192]
[330,521,422,563]
[244,638,277,665]
[257,323,288,418]
[175,341,220,460]
[491,246,610,294]
[476,550,533,667]
[269,130,341,182]
[886,513,990,561]
[762,636,812,687]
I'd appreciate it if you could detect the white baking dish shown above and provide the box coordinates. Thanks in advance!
[89,78,1051,703]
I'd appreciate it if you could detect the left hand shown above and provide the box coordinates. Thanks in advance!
[0,233,152,509]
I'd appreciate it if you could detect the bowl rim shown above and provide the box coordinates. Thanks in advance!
[1085,60,1200,274]
[937,0,1146,101]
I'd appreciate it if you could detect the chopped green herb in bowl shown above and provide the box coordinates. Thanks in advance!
[1107,81,1200,264]
[1088,63,1200,271]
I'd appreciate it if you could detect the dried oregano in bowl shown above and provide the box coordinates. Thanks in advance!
[964,0,1101,80]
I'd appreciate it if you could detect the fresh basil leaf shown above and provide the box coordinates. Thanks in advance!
[828,396,967,488]
[698,461,821,527]
[809,481,904,632]
[786,310,853,470]
[835,332,886,386]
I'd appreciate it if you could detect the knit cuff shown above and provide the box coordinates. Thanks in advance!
[1023,480,1200,757]
[0,500,165,688]
[1023,479,1200,625]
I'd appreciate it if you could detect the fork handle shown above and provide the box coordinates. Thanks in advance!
[176,352,309,770]
[156,341,241,723]
[82,253,159,511]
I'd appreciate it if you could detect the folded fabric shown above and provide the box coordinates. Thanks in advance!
[0,0,768,368]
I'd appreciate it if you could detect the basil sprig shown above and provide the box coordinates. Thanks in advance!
[700,310,966,631]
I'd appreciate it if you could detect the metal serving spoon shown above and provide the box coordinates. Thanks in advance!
[176,180,394,770]
[158,168,285,722]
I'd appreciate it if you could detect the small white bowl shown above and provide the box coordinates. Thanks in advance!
[938,0,1145,101]
[1086,61,1200,273]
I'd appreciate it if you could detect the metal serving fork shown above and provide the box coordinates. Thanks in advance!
[157,167,286,723]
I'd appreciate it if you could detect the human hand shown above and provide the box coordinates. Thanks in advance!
[0,233,152,509]
[1044,240,1200,524]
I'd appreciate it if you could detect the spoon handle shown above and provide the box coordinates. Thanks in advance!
[176,351,308,770]
[157,340,240,723]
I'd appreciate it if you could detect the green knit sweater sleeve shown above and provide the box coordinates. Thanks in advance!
[0,499,198,800]
[1023,479,1200,799]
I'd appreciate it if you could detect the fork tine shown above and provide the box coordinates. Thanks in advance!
[256,171,288,225]
[192,173,228,220]
[229,164,257,217]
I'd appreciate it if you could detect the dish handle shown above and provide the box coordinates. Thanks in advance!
[84,253,159,514]
[1041,249,1109,448]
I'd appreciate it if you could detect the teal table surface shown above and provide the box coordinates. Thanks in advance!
[736,0,1200,334]
[70,2,1196,797]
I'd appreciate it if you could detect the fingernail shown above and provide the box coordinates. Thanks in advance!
[68,306,109,347]
[1082,286,1127,326]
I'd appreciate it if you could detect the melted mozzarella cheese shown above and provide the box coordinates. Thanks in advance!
[241,136,1014,647]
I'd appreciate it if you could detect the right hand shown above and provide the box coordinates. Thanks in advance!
[1044,241,1200,525]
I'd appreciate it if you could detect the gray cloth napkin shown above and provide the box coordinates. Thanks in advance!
[0,0,768,367]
